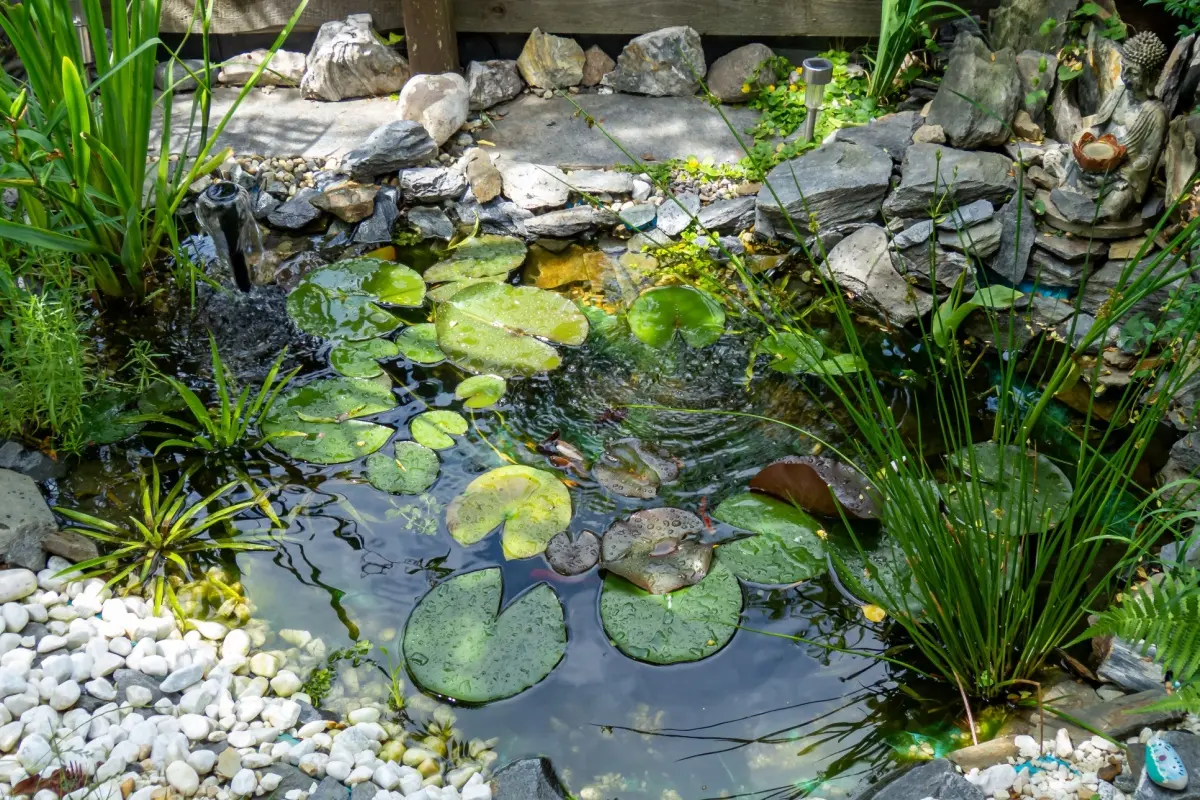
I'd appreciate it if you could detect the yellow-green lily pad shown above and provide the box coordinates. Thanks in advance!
[395,324,446,365]
[330,338,400,378]
[455,374,506,409]
[287,257,424,341]
[627,285,725,349]
[423,235,527,284]
[427,276,507,304]
[447,465,572,559]
[713,493,827,585]
[411,410,468,449]
[365,442,440,494]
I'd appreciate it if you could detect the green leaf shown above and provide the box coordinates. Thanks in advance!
[365,442,440,494]
[410,410,468,449]
[599,560,742,665]
[423,235,527,284]
[945,442,1073,535]
[427,277,507,304]
[756,330,825,374]
[262,377,397,464]
[592,438,680,500]
[455,374,506,409]
[446,465,572,559]
[402,567,566,703]
[395,323,446,364]
[262,419,394,464]
[266,377,396,424]
[627,286,726,349]
[713,493,828,585]
[77,390,144,445]
[436,283,589,377]
[286,258,423,341]
[330,338,400,378]
[829,533,924,617]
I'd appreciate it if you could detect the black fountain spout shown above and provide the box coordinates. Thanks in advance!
[198,182,254,292]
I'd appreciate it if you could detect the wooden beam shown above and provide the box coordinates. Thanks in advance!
[402,0,459,74]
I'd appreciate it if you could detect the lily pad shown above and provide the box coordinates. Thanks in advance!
[592,439,680,500]
[601,508,711,595]
[330,338,400,379]
[287,258,424,341]
[427,276,506,304]
[395,324,446,364]
[262,377,397,464]
[447,465,572,559]
[436,283,589,377]
[749,456,881,520]
[755,332,868,377]
[600,560,741,665]
[945,442,1072,534]
[627,286,726,349]
[712,493,827,585]
[545,530,601,576]
[423,236,527,284]
[365,442,440,494]
[402,567,566,703]
[266,419,395,464]
[829,533,924,618]
[411,410,468,450]
[455,375,506,409]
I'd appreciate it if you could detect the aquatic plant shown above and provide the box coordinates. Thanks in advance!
[446,465,571,559]
[55,463,275,616]
[869,0,970,100]
[261,376,397,464]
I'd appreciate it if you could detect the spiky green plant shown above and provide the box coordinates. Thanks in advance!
[869,0,971,99]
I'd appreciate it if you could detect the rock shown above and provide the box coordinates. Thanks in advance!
[343,121,438,181]
[466,60,524,111]
[166,761,200,797]
[230,768,257,797]
[48,679,79,710]
[114,669,169,706]
[1134,731,1200,800]
[564,170,633,195]
[491,758,568,800]
[892,240,974,293]
[707,43,774,103]
[1048,80,1082,143]
[0,442,63,483]
[1156,35,1196,117]
[218,49,306,87]
[1012,110,1043,140]
[884,144,1015,217]
[655,192,700,237]
[267,189,323,231]
[216,746,243,779]
[301,14,409,101]
[947,737,1020,770]
[497,162,569,211]
[252,191,280,221]
[156,59,207,93]
[0,469,56,571]
[581,45,615,88]
[697,196,756,233]
[407,206,455,240]
[160,663,205,693]
[310,181,379,224]
[1016,50,1057,123]
[757,141,892,237]
[1036,231,1107,263]
[912,124,946,144]
[524,206,617,237]
[40,530,99,564]
[935,199,995,231]
[453,193,532,238]
[614,26,705,97]
[833,111,921,163]
[632,179,652,201]
[398,72,470,147]
[1166,115,1199,205]
[0,570,36,604]
[1029,247,1086,287]
[970,764,1017,795]
[463,148,503,203]
[517,28,585,89]
[400,167,466,202]
[620,202,657,230]
[856,759,985,800]
[989,0,1075,54]
[989,194,1037,283]
[1080,258,1189,320]
[926,34,1020,149]
[824,225,934,326]
[1095,635,1166,692]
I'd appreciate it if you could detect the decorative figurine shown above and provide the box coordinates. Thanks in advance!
[1146,735,1189,791]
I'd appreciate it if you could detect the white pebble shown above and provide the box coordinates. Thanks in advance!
[230,768,258,796]
[187,749,217,774]
[326,760,352,781]
[126,685,153,707]
[166,761,200,796]
[48,679,80,710]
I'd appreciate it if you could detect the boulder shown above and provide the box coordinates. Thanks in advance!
[0,469,56,571]
[757,141,892,237]
[989,0,1077,54]
[352,186,399,244]
[853,759,985,800]
[0,441,63,482]
[218,49,306,87]
[310,181,379,224]
[926,34,1021,149]
[655,192,700,237]
[491,758,568,800]
[706,43,774,103]
[466,60,524,111]
[823,225,934,326]
[463,148,503,203]
[989,193,1038,283]
[614,26,706,97]
[406,207,455,241]
[497,162,569,211]
[581,45,615,88]
[517,28,585,89]
[453,193,533,238]
[300,14,409,101]
[525,206,618,238]
[397,72,469,147]
[156,59,207,93]
[399,167,467,202]
[883,144,1016,217]
[267,189,323,231]
[832,110,921,163]
[1016,50,1058,123]
[342,120,438,180]
[697,196,756,233]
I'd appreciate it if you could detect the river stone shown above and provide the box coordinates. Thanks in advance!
[832,110,921,163]
[581,45,615,87]
[1016,50,1057,123]
[352,186,398,244]
[0,442,63,483]
[491,758,568,800]
[655,192,700,237]
[948,737,1021,771]
[614,26,706,97]
[989,0,1075,54]
[926,34,1020,149]
[990,194,1037,283]
[464,148,503,203]
[854,759,985,800]
[824,225,934,326]
[697,196,756,233]
[0,569,36,604]
[343,120,438,180]
[399,167,467,202]
[406,206,455,240]
[564,170,633,196]
[156,59,207,93]
[0,469,56,571]
[467,60,524,111]
[884,144,1015,217]
[757,141,892,236]
[41,530,99,564]
[398,72,469,147]
[218,49,306,87]
[707,43,774,102]
[517,28,585,89]
[310,181,379,224]
[301,14,409,101]
[267,189,323,231]
[525,206,617,238]
[497,162,569,211]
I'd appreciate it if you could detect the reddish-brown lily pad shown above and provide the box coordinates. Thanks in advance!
[749,456,880,520]
[545,530,601,576]
[600,508,711,594]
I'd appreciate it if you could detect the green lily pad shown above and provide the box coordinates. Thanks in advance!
[592,439,680,500]
[601,508,712,595]
[262,377,397,464]
[403,567,566,703]
[395,324,446,364]
[427,277,506,304]
[829,533,924,618]
[423,236,527,284]
[287,258,424,341]
[712,493,827,585]
[330,338,400,378]
[627,286,726,349]
[411,410,468,449]
[944,442,1072,535]
[266,419,395,464]
[365,442,440,494]
[456,375,506,409]
[600,560,742,665]
[436,283,589,377]
[447,465,572,559]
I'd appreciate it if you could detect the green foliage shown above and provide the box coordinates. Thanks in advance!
[301,638,373,706]
[869,0,970,100]
[1147,0,1200,36]
[930,277,1024,348]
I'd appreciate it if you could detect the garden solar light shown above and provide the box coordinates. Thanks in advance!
[801,57,834,144]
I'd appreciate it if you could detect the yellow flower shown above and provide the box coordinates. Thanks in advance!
[768,85,776,92]
[862,604,887,622]
[790,83,800,92]
[740,82,751,94]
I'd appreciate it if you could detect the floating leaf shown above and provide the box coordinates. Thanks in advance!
[600,560,742,665]
[262,377,397,464]
[266,419,394,464]
[944,442,1072,534]
[423,235,527,284]
[267,376,396,423]
[627,286,726,349]
[427,276,506,304]
[395,323,446,364]
[411,410,468,450]
[286,258,424,341]
[330,338,400,378]
[829,533,923,617]
[455,374,506,409]
[601,508,711,595]
[365,442,440,494]
[712,493,827,585]
[436,283,589,377]
[592,439,680,500]
[403,568,566,703]
[545,530,601,576]
[749,456,880,519]
[447,466,572,559]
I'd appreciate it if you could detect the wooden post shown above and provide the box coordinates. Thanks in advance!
[402,0,459,75]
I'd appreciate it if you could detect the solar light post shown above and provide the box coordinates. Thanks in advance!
[800,57,834,144]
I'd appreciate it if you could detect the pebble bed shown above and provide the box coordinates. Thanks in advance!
[962,730,1128,800]
[0,559,494,800]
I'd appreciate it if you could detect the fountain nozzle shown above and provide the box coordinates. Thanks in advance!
[198,182,255,293]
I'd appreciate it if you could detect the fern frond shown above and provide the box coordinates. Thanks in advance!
[1084,571,1200,684]
[1139,683,1200,715]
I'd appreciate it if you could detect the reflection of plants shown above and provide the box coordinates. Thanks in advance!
[54,463,276,617]
[386,494,443,535]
